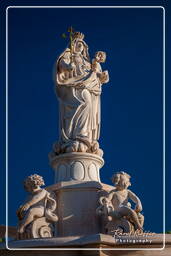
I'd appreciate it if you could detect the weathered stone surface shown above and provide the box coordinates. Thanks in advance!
[96,171,144,235]
[1,234,170,256]
[49,152,104,183]
[47,181,103,236]
[50,31,109,157]
[16,174,58,239]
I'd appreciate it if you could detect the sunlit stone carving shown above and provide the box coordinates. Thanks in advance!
[50,31,109,157]
[96,171,144,234]
[16,174,58,239]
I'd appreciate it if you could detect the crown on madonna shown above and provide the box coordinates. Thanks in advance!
[73,31,85,40]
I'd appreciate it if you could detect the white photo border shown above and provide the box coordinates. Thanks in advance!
[6,5,165,251]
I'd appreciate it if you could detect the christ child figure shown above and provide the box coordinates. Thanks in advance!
[92,51,109,84]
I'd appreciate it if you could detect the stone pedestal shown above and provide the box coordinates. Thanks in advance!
[49,152,104,183]
[48,152,104,236]
[48,181,103,236]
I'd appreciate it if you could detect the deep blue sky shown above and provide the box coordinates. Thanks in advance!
[0,0,170,235]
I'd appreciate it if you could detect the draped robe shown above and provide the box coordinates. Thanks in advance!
[56,42,102,147]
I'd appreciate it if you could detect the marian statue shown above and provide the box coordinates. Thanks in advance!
[53,30,109,157]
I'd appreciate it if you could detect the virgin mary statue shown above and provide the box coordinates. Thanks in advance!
[54,31,109,156]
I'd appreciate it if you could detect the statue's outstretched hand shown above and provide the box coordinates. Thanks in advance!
[17,203,30,219]
[135,204,142,213]
[17,204,29,219]
[99,71,109,84]
[21,203,30,211]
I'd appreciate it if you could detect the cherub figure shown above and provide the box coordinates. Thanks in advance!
[92,51,109,84]
[17,174,58,237]
[108,171,144,230]
[97,171,144,233]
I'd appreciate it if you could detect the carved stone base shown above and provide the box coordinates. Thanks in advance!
[48,181,103,236]
[18,217,54,240]
[2,234,170,256]
[106,218,135,235]
[49,152,104,183]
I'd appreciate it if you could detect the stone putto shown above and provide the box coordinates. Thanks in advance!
[96,171,144,234]
[16,174,58,239]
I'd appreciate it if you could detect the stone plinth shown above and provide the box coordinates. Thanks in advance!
[2,234,171,256]
[48,152,105,236]
[47,181,103,236]
[49,152,104,183]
